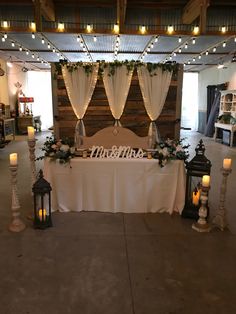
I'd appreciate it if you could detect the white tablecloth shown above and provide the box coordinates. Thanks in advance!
[43,158,186,214]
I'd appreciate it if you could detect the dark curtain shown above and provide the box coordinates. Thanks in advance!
[204,83,227,137]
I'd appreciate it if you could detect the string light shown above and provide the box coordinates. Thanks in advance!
[213,47,216,52]
[222,41,226,48]
[41,38,45,44]
[178,36,182,43]
[192,38,196,44]
[205,50,209,55]
[93,35,97,42]
[4,33,7,39]
[184,43,188,49]
[154,36,158,43]
[2,36,5,42]
[11,41,15,47]
[32,32,35,39]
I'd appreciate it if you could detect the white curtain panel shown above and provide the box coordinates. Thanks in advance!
[62,63,99,119]
[137,66,173,121]
[103,65,133,120]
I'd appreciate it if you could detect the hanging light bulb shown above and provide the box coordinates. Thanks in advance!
[198,55,202,59]
[7,57,13,68]
[154,36,158,43]
[178,48,182,53]
[4,33,8,39]
[150,43,154,49]
[11,41,15,47]
[93,35,97,42]
[32,54,35,58]
[47,43,51,49]
[26,50,29,55]
[41,38,45,44]
[178,36,182,43]
[19,46,23,51]
[2,36,5,42]
[222,41,226,48]
[32,32,35,39]
[77,35,80,42]
[184,43,188,49]
[52,48,56,53]
[205,50,209,55]
[192,38,196,44]
[213,47,216,52]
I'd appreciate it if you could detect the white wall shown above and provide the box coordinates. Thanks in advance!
[198,62,236,111]
[26,71,53,130]
[6,62,28,111]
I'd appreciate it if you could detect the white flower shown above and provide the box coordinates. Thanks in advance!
[176,145,183,152]
[60,144,70,152]
[162,147,169,157]
[70,147,75,154]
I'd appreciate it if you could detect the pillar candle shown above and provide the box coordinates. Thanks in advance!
[27,126,35,140]
[192,190,200,206]
[38,209,47,222]
[223,158,232,170]
[202,175,210,187]
[9,153,18,166]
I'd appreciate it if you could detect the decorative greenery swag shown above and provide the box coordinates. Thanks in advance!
[55,59,178,78]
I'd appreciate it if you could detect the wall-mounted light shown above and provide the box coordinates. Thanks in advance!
[30,22,36,31]
[86,24,92,32]
[58,22,64,31]
[167,25,174,34]
[114,24,119,33]
[2,21,9,28]
[193,25,199,35]
[221,26,226,33]
[140,25,146,34]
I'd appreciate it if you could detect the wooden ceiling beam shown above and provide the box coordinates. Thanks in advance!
[40,0,55,21]
[117,0,127,31]
[182,0,210,34]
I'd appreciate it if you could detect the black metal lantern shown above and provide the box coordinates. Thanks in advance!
[181,139,212,220]
[32,169,52,229]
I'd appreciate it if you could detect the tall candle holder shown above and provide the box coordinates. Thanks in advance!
[9,165,26,232]
[27,138,37,186]
[212,167,232,231]
[192,185,211,232]
[27,138,37,220]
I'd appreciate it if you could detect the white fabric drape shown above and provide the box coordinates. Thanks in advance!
[103,65,133,120]
[137,65,173,121]
[61,63,99,119]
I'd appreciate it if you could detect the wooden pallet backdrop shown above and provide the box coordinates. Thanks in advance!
[51,63,183,141]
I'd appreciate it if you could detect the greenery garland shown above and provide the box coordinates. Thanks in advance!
[55,59,178,79]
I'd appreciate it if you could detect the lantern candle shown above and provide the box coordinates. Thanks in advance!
[192,189,200,206]
[38,209,47,222]
[202,175,210,187]
[223,158,232,170]
[27,126,35,140]
[9,153,18,166]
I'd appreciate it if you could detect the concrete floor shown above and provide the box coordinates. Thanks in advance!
[0,131,236,314]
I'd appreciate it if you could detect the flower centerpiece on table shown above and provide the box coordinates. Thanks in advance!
[37,136,75,164]
[153,138,189,167]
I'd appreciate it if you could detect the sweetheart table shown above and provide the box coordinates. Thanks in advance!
[43,158,186,214]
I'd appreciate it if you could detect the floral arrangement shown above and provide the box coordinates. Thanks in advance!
[36,136,75,164]
[153,138,189,167]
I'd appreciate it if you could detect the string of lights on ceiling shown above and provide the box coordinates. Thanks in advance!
[0,31,50,68]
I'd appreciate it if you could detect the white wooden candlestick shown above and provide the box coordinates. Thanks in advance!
[27,139,37,186]
[212,167,232,231]
[192,185,211,232]
[9,165,26,232]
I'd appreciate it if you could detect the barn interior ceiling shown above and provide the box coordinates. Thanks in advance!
[0,0,235,72]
